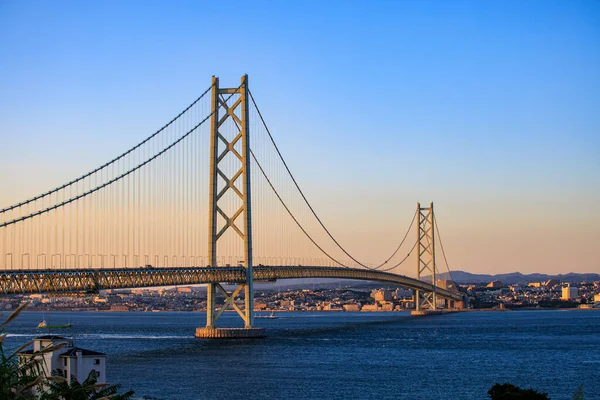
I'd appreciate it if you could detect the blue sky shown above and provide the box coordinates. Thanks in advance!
[0,0,599,274]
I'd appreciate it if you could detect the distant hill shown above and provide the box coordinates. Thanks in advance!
[436,271,600,285]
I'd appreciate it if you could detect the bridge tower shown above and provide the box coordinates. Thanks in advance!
[414,202,438,312]
[196,75,264,338]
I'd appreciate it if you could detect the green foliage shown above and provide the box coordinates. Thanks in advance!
[1,303,134,400]
[470,298,499,309]
[1,302,41,400]
[40,371,134,400]
[537,300,578,308]
[572,385,584,400]
[488,383,550,400]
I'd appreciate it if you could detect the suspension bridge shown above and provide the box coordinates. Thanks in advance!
[0,75,464,338]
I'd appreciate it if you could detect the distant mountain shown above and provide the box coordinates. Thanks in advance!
[436,271,600,285]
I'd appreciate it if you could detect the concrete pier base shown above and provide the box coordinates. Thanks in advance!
[411,310,443,316]
[195,327,265,339]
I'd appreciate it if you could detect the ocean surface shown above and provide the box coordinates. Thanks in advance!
[3,310,599,400]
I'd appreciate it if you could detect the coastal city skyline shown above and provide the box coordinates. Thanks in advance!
[1,2,598,275]
[1,2,599,400]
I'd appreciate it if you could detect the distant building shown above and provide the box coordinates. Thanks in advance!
[593,294,600,303]
[254,302,267,311]
[486,280,504,289]
[578,304,595,309]
[361,304,381,312]
[393,288,413,299]
[371,289,393,302]
[343,304,361,312]
[436,280,458,291]
[528,282,542,288]
[19,336,106,385]
[544,279,560,288]
[322,303,343,311]
[93,296,107,303]
[561,285,578,300]
[509,285,521,293]
[279,300,292,308]
[436,297,447,308]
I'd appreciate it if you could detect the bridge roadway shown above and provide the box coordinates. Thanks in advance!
[0,265,463,301]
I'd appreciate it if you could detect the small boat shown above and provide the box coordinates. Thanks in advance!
[255,312,278,319]
[37,319,72,329]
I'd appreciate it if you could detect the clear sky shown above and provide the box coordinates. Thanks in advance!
[1,0,599,275]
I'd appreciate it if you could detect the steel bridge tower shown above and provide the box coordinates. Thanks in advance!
[414,202,438,312]
[196,75,264,338]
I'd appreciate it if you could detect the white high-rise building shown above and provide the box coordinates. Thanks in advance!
[561,285,578,300]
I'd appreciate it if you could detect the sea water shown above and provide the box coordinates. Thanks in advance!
[3,310,600,399]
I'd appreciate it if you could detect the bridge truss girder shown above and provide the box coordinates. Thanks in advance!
[0,266,463,303]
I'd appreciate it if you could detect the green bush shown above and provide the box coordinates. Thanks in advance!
[488,383,550,400]
[489,383,585,400]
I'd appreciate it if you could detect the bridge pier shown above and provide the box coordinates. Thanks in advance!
[411,310,443,316]
[195,327,265,339]
[206,283,216,328]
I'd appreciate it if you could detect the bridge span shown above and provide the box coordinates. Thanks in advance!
[1,75,464,336]
[0,265,462,302]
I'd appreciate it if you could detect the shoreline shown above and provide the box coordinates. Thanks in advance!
[20,307,600,313]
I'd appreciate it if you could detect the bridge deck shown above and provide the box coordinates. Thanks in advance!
[0,266,463,301]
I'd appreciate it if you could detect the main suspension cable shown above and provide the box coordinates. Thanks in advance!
[378,240,417,272]
[249,89,414,270]
[0,84,214,214]
[377,210,417,268]
[433,214,456,287]
[250,150,349,268]
[1,83,241,228]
